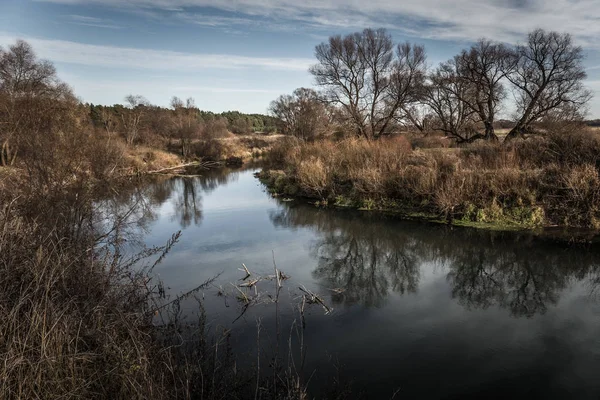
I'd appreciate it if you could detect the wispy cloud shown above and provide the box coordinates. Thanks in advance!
[170,85,280,94]
[587,80,600,91]
[0,33,313,71]
[66,14,123,29]
[38,0,600,47]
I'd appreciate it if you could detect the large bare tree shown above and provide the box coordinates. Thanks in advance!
[310,28,426,140]
[505,29,591,140]
[170,96,200,158]
[423,63,477,142]
[449,39,516,141]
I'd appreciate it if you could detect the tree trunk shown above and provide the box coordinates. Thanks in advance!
[483,122,498,142]
[505,124,525,141]
[1,141,6,166]
[1,139,16,167]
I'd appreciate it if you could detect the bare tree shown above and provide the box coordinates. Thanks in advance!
[269,87,330,141]
[423,63,477,142]
[449,39,516,141]
[121,94,149,146]
[170,96,200,158]
[0,40,67,166]
[99,107,118,135]
[391,42,428,129]
[506,29,592,140]
[170,95,184,110]
[400,104,437,133]
[310,28,426,140]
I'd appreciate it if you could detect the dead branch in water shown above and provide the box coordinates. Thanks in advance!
[238,263,251,280]
[141,160,222,176]
[299,285,332,314]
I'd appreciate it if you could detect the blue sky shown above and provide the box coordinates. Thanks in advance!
[1,0,599,117]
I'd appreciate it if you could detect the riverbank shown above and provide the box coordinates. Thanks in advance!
[0,131,306,399]
[0,164,320,399]
[259,127,600,239]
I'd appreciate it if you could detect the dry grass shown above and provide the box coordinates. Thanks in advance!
[124,145,182,173]
[0,199,169,399]
[263,127,600,229]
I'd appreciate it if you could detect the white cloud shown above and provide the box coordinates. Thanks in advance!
[36,0,600,47]
[66,14,124,29]
[587,80,600,91]
[170,85,280,94]
[0,33,313,71]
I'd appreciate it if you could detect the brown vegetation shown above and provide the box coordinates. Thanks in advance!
[261,124,600,229]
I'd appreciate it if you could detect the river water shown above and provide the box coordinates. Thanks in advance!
[113,165,600,399]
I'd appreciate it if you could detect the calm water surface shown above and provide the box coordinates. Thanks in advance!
[114,166,600,399]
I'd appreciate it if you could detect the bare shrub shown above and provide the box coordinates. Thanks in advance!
[296,158,330,198]
[191,139,226,161]
[409,133,452,149]
[87,134,126,180]
[202,118,229,139]
[545,127,600,167]
[544,164,600,227]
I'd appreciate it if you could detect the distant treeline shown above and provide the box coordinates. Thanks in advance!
[88,102,279,137]
[586,119,600,127]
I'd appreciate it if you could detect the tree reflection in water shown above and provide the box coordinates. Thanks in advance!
[311,220,420,307]
[270,202,600,316]
[93,167,244,249]
[446,240,599,317]
[172,168,241,228]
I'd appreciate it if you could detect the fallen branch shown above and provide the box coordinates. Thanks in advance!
[298,285,332,314]
[239,278,260,288]
[238,263,251,280]
[145,162,203,175]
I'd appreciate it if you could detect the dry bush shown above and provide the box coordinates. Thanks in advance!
[461,142,519,170]
[0,202,167,399]
[264,129,600,228]
[87,134,127,179]
[408,132,452,149]
[508,136,551,169]
[191,139,227,161]
[540,164,600,227]
[296,157,330,198]
[201,118,230,139]
[545,127,600,167]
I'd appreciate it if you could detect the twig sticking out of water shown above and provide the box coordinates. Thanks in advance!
[239,278,260,288]
[298,285,332,315]
[238,263,251,280]
[231,283,250,304]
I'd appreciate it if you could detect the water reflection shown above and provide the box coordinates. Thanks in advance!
[172,168,241,228]
[97,167,600,399]
[104,167,600,318]
[271,202,600,316]
[174,178,202,228]
[446,242,599,317]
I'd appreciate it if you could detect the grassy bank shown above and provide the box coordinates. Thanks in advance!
[123,133,283,175]
[259,126,600,233]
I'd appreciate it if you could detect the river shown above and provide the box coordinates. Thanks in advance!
[108,165,600,399]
